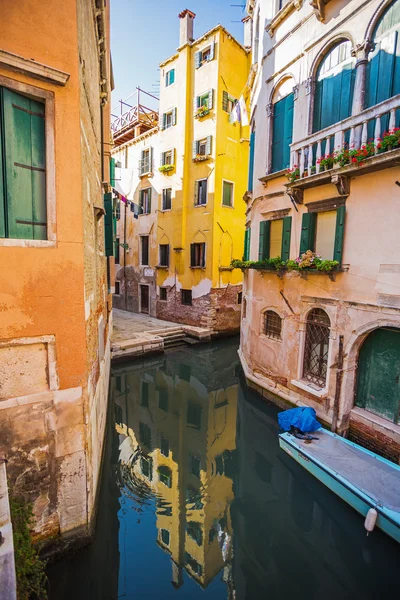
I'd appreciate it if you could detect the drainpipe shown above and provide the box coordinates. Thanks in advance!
[331,335,344,433]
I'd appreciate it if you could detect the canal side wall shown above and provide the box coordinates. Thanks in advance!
[0,460,16,600]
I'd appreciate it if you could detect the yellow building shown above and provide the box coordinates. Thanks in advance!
[113,345,237,591]
[112,10,251,333]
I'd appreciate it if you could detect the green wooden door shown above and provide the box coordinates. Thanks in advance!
[271,93,294,173]
[355,328,400,423]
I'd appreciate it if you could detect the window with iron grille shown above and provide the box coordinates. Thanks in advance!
[264,310,282,339]
[303,308,331,388]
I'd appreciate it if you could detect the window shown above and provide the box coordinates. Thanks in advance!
[158,389,168,411]
[139,422,152,448]
[187,402,202,430]
[237,291,242,305]
[181,289,192,305]
[162,188,172,210]
[140,456,153,479]
[141,381,149,407]
[115,237,120,264]
[366,1,400,112]
[160,437,169,457]
[299,204,345,262]
[158,465,172,488]
[190,242,206,268]
[157,498,172,516]
[195,43,215,68]
[187,522,203,546]
[271,92,294,173]
[186,486,203,510]
[140,236,149,265]
[159,244,170,267]
[264,310,282,339]
[259,217,292,261]
[313,40,355,133]
[303,309,331,388]
[222,91,236,113]
[243,228,251,261]
[139,148,152,175]
[193,136,212,160]
[165,69,175,86]
[0,86,47,240]
[115,281,120,295]
[190,455,201,478]
[161,149,174,166]
[159,287,167,301]
[222,181,234,207]
[242,298,247,320]
[194,90,213,114]
[161,108,177,130]
[160,529,170,546]
[185,552,203,577]
[139,188,151,214]
[194,179,207,205]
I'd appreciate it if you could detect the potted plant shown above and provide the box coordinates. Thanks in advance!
[285,166,300,183]
[377,128,400,152]
[317,153,334,171]
[195,105,210,119]
[193,154,208,162]
[158,164,175,173]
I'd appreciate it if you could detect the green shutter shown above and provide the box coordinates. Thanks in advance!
[0,89,5,238]
[258,220,270,261]
[208,89,213,110]
[222,91,229,112]
[195,52,201,69]
[110,157,115,187]
[206,136,212,156]
[272,93,294,172]
[281,216,292,261]
[333,205,346,263]
[248,131,255,191]
[172,107,177,126]
[222,181,232,206]
[3,88,46,240]
[299,212,316,255]
[170,69,175,85]
[244,228,251,261]
[193,96,199,114]
[104,192,113,256]
[148,188,152,213]
[160,151,165,167]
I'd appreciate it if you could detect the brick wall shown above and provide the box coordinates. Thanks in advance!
[348,419,400,464]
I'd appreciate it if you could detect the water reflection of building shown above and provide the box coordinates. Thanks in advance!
[232,382,399,600]
[112,342,238,592]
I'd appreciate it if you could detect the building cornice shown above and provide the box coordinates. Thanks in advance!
[111,126,159,154]
[0,49,70,86]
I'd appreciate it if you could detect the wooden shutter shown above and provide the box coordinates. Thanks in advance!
[190,243,196,266]
[160,151,165,167]
[209,42,215,61]
[208,89,214,109]
[170,69,175,85]
[104,192,113,257]
[333,205,346,263]
[3,88,47,240]
[166,244,170,267]
[149,147,153,172]
[194,181,199,205]
[139,189,144,212]
[272,93,294,172]
[110,157,115,187]
[206,135,212,156]
[222,181,232,206]
[281,216,292,261]
[244,228,251,261]
[193,140,198,159]
[172,107,177,126]
[201,179,207,205]
[248,131,255,191]
[195,51,202,69]
[193,96,199,114]
[258,221,270,261]
[140,149,144,174]
[222,90,229,112]
[147,188,152,213]
[299,212,316,255]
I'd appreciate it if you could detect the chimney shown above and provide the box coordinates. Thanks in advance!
[178,9,196,46]
[242,16,252,50]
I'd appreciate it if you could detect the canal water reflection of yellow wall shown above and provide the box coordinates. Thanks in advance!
[112,352,237,591]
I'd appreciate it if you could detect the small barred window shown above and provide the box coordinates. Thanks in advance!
[264,310,282,339]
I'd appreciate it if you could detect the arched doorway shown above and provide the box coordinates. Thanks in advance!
[355,327,400,423]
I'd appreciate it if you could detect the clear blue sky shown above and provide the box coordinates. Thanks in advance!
[110,0,246,114]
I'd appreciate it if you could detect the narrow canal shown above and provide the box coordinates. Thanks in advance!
[48,338,399,599]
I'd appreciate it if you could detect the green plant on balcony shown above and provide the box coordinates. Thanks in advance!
[317,153,335,171]
[231,251,339,273]
[377,127,400,152]
[193,154,208,162]
[333,141,376,167]
[195,105,210,119]
[158,164,175,173]
[285,166,300,183]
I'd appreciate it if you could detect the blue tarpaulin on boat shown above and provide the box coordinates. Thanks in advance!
[278,407,321,433]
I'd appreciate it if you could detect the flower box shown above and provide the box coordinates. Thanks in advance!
[158,164,175,173]
[193,154,209,162]
[195,107,210,119]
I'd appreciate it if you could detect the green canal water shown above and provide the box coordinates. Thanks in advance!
[48,337,399,599]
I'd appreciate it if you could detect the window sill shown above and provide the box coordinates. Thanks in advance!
[291,379,328,399]
[260,333,282,343]
[0,239,56,248]
[156,265,169,269]
[194,203,207,208]
[221,204,234,209]
[259,168,287,184]
[190,266,205,270]
[139,171,153,178]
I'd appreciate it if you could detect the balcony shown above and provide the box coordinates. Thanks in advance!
[287,94,400,202]
[111,88,159,147]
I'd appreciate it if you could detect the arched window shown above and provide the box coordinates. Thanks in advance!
[313,40,355,132]
[264,310,282,339]
[366,0,400,112]
[303,309,330,387]
[271,79,294,172]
